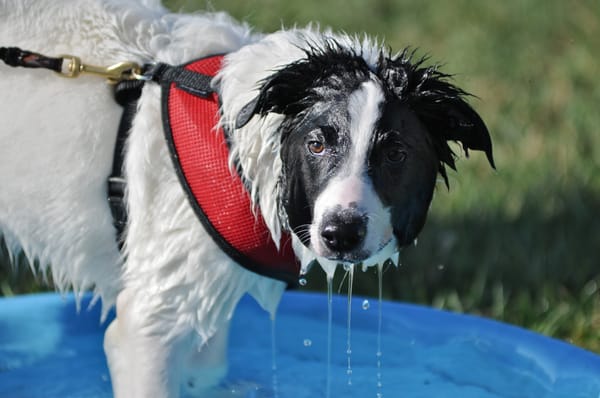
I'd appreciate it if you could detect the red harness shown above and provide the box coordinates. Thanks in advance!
[160,55,300,284]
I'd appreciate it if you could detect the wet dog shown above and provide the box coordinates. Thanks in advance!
[0,0,494,396]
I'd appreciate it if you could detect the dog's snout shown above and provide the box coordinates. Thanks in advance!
[320,211,367,253]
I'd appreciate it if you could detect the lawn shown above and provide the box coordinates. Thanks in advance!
[1,0,599,353]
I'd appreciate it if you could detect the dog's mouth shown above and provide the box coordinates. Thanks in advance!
[292,236,400,278]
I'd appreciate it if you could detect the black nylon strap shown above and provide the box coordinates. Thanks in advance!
[0,46,63,72]
[109,79,145,247]
[145,62,214,97]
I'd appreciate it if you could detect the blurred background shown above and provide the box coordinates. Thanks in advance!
[1,0,598,352]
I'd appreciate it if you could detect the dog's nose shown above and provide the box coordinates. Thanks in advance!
[320,213,367,253]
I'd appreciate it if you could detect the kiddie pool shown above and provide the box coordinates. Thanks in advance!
[0,292,599,398]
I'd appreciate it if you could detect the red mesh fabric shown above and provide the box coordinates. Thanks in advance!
[166,56,299,282]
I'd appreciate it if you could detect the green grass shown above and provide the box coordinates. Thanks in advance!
[2,0,599,353]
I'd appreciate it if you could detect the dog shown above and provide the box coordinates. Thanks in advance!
[0,0,494,396]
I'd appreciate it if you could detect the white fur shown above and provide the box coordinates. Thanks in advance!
[346,80,385,175]
[0,1,399,396]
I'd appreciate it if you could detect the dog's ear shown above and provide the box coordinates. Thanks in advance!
[236,42,373,129]
[235,62,318,129]
[379,52,495,186]
[416,94,496,169]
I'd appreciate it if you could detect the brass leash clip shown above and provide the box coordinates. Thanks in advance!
[58,54,143,83]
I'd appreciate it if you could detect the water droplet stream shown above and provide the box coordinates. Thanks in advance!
[376,262,384,397]
[346,264,355,386]
[326,272,334,398]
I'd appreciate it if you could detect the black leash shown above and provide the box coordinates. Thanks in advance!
[0,46,63,71]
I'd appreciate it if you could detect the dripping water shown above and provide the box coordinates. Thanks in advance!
[325,273,334,398]
[319,260,337,398]
[376,262,384,397]
[345,264,355,386]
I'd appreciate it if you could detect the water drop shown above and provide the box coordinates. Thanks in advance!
[298,278,307,286]
[362,299,370,310]
[326,276,333,398]
[303,339,312,347]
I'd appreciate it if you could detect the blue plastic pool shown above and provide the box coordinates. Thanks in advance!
[1,292,599,397]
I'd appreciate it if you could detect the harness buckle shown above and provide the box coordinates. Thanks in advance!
[57,54,142,83]
[107,176,127,237]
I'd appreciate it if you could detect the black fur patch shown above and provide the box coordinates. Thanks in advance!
[377,49,495,187]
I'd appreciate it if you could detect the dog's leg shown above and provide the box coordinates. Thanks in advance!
[104,288,185,398]
[104,287,231,398]
[181,324,229,396]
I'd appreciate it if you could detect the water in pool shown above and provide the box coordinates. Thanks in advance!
[0,289,599,397]
[222,265,600,398]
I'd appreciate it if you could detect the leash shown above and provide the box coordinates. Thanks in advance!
[1,46,145,247]
[0,46,143,82]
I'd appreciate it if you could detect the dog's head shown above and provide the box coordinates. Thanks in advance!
[233,39,494,271]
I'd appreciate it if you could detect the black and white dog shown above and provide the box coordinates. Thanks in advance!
[0,0,494,396]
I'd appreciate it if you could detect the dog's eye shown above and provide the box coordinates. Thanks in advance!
[385,147,407,163]
[308,140,325,155]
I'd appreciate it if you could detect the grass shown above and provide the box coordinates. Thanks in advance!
[1,0,599,353]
